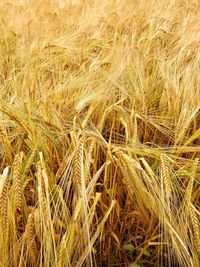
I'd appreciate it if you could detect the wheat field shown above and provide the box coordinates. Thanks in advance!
[0,0,199,266]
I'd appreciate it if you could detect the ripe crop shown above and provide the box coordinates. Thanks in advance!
[0,1,199,266]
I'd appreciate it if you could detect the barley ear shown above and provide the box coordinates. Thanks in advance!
[13,154,23,212]
[0,167,10,233]
[190,206,200,254]
[25,213,39,266]
[161,155,172,200]
[74,137,84,195]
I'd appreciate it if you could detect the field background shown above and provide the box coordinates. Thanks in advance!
[0,0,199,266]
